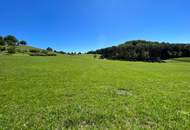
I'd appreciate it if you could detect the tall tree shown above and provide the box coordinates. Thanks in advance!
[0,36,5,46]
[18,40,27,46]
[46,47,53,52]
[4,35,18,46]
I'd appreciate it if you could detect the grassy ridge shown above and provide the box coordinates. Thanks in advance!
[0,55,190,129]
[0,46,42,56]
[16,45,42,51]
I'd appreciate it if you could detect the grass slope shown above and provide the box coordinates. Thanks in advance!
[0,46,43,56]
[16,45,42,51]
[0,55,190,129]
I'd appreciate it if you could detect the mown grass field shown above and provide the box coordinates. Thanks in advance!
[0,55,190,129]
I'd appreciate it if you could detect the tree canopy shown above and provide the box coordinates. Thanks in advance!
[18,40,27,46]
[0,36,5,46]
[88,40,190,62]
[0,35,27,46]
[46,47,53,52]
[4,35,18,46]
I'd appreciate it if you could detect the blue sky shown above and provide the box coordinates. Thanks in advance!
[0,0,189,52]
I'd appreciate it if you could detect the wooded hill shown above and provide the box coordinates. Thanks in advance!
[88,40,190,61]
[0,35,57,56]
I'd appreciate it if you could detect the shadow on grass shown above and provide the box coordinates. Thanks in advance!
[171,58,190,63]
[100,58,166,63]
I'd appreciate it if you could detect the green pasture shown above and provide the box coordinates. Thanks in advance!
[0,55,190,129]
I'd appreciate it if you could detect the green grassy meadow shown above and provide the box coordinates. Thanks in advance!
[0,55,190,129]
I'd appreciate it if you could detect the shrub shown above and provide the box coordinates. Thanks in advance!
[16,49,28,53]
[16,49,27,53]
[93,54,97,58]
[21,50,28,53]
[29,52,47,56]
[29,49,40,53]
[0,46,6,52]
[46,52,57,56]
[41,50,48,54]
[7,46,16,54]
[29,52,56,56]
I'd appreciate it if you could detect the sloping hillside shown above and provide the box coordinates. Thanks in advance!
[16,45,42,52]
[0,45,57,56]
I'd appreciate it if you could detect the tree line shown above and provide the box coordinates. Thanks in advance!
[88,40,190,61]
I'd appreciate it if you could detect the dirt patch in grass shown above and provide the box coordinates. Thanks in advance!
[62,113,111,129]
[115,88,133,96]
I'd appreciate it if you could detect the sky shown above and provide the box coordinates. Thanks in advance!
[0,0,190,52]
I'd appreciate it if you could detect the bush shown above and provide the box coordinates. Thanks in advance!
[29,52,56,56]
[16,48,21,53]
[93,54,97,58]
[29,49,40,53]
[46,47,53,52]
[29,52,47,56]
[21,50,28,53]
[0,46,6,51]
[46,52,57,56]
[41,50,48,54]
[16,49,28,53]
[7,46,16,54]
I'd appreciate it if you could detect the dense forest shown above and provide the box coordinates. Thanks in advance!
[88,40,190,61]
